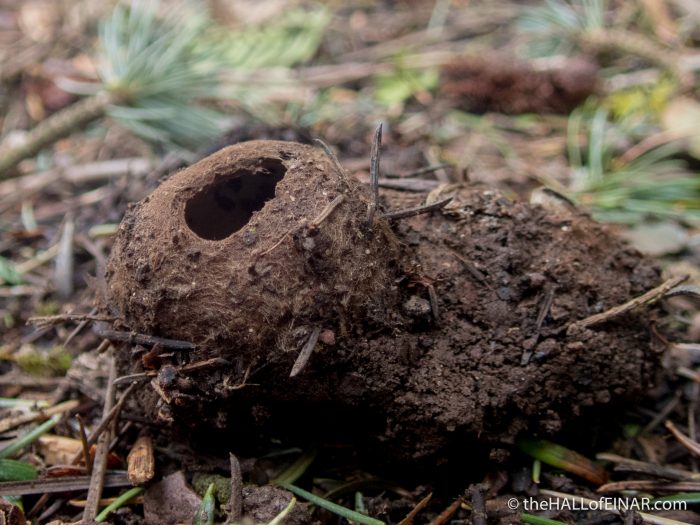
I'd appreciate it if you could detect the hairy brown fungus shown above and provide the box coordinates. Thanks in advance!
[106,140,397,357]
[105,139,663,460]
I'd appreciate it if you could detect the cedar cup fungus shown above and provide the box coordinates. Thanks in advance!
[105,135,664,459]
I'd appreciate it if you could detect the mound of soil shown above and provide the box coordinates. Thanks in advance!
[440,55,599,114]
[104,141,662,460]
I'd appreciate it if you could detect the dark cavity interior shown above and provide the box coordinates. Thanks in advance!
[185,158,286,240]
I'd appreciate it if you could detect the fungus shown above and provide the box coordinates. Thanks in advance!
[105,139,663,459]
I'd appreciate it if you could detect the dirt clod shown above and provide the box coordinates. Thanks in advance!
[106,140,662,460]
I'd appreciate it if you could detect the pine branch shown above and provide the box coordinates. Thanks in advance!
[0,93,114,179]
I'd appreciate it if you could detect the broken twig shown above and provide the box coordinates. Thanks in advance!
[95,328,195,350]
[28,313,115,328]
[224,453,243,524]
[568,274,688,333]
[83,357,117,523]
[384,197,452,220]
[0,473,130,497]
[367,123,383,227]
[290,327,322,378]
[313,139,347,182]
[311,194,346,227]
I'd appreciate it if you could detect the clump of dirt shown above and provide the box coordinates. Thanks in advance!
[440,54,599,114]
[105,140,662,459]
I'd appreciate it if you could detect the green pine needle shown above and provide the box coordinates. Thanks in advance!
[278,482,385,525]
[95,487,144,523]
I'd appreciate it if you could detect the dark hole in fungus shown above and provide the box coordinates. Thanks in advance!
[185,158,286,240]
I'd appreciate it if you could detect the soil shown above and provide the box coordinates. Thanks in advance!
[104,141,663,462]
[440,55,600,114]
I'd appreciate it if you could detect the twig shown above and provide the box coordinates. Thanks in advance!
[0,157,153,205]
[522,287,556,365]
[387,164,450,178]
[83,356,118,523]
[54,215,75,299]
[310,195,345,227]
[65,308,99,347]
[665,420,700,457]
[258,194,346,258]
[0,93,113,179]
[541,489,691,525]
[290,327,322,378]
[427,284,440,323]
[429,497,463,525]
[536,287,555,332]
[224,453,243,524]
[641,390,682,434]
[76,415,93,474]
[313,139,347,182]
[28,313,116,328]
[598,480,700,493]
[377,178,440,192]
[383,197,452,220]
[568,275,688,333]
[112,373,153,386]
[449,249,489,286]
[114,359,229,386]
[469,485,487,525]
[0,399,79,434]
[397,492,432,525]
[367,123,383,227]
[70,382,137,465]
[597,453,700,481]
[0,473,131,497]
[94,328,195,350]
[180,357,229,374]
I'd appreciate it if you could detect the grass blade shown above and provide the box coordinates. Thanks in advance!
[278,482,385,525]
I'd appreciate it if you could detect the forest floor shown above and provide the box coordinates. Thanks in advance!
[0,1,699,524]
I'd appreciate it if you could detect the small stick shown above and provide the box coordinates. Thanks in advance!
[83,355,118,523]
[94,327,195,350]
[290,327,322,378]
[259,194,346,257]
[536,287,555,332]
[70,382,137,465]
[469,485,487,525]
[127,435,155,485]
[383,197,452,220]
[311,194,345,227]
[387,163,450,178]
[397,492,432,525]
[180,357,230,373]
[427,284,440,323]
[597,452,700,481]
[522,286,556,365]
[367,123,383,227]
[541,489,687,525]
[313,139,347,181]
[64,307,99,347]
[665,420,700,457]
[225,453,243,524]
[598,480,700,493]
[113,372,153,386]
[429,497,463,525]
[0,473,131,497]
[76,415,93,474]
[0,399,80,434]
[568,274,688,333]
[28,313,116,328]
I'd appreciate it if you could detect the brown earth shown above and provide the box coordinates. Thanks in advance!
[104,140,663,461]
